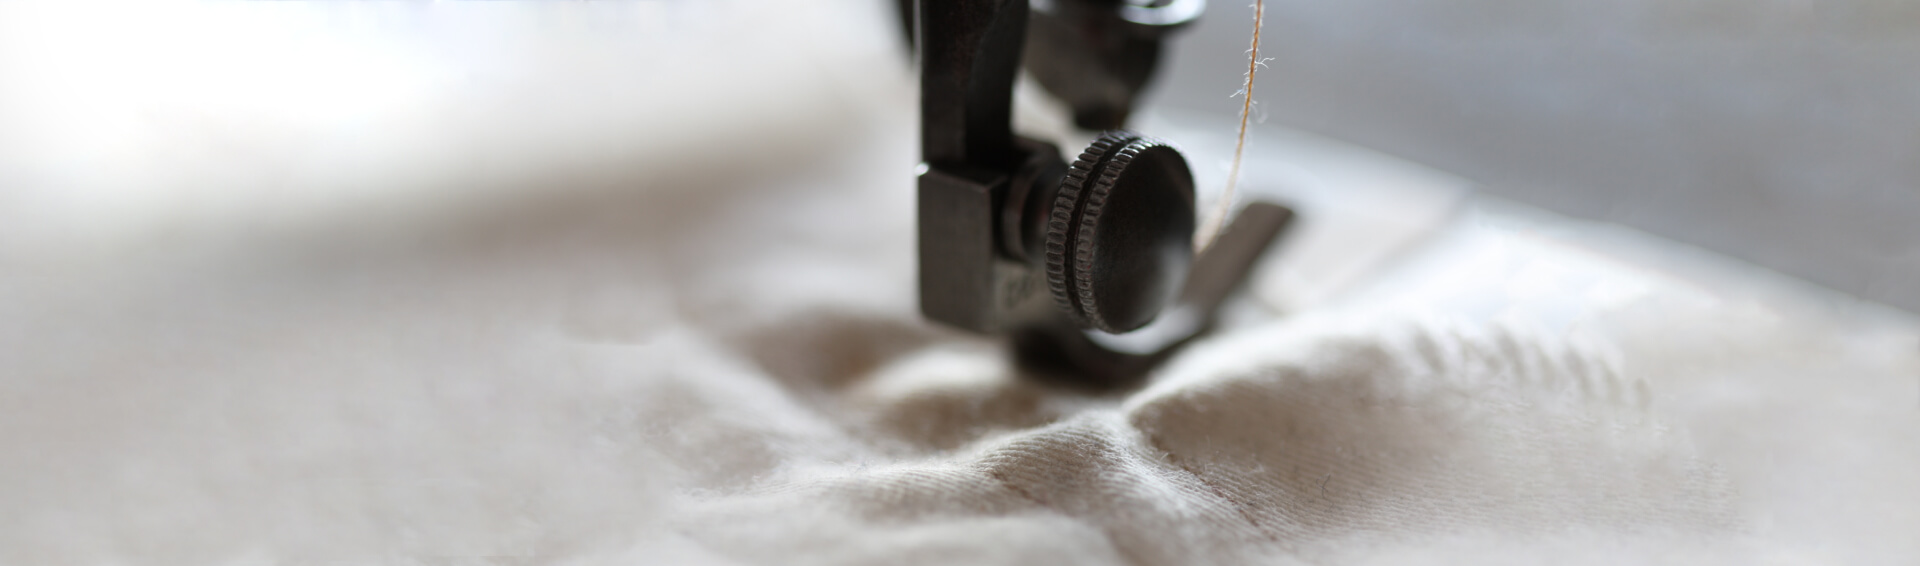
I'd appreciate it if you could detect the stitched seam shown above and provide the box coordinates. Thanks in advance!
[1141,430,1277,543]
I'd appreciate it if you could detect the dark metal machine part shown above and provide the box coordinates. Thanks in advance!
[897,0,1203,131]
[1045,131,1196,334]
[1026,0,1204,130]
[1015,201,1292,383]
[916,0,1291,384]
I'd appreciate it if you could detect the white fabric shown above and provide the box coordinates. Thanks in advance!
[3,3,1917,564]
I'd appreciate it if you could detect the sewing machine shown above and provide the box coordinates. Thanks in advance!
[910,0,1294,382]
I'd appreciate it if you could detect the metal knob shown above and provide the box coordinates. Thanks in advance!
[1043,131,1196,333]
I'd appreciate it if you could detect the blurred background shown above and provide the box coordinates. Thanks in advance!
[4,1,1915,313]
[1145,0,1920,312]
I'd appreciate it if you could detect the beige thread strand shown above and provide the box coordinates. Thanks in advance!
[1196,0,1264,252]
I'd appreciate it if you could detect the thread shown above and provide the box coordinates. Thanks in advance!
[1195,0,1264,252]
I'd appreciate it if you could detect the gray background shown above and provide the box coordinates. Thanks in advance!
[1146,1,1920,312]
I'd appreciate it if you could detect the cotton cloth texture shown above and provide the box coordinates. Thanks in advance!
[2,3,1917,564]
